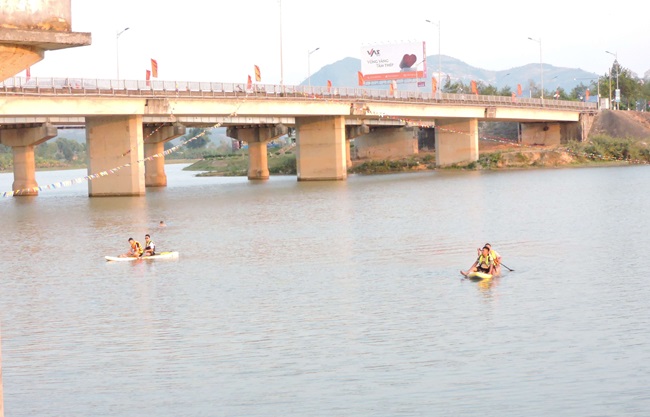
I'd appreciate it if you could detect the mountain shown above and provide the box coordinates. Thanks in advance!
[302,55,601,94]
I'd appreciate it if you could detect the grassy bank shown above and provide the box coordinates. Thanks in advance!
[178,135,650,177]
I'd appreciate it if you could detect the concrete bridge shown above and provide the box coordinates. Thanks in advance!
[0,77,598,197]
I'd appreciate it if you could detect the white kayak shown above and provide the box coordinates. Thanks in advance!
[105,251,179,262]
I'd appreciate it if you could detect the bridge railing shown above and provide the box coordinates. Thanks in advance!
[0,76,597,111]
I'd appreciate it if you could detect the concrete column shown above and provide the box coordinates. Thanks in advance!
[227,125,288,180]
[519,122,562,146]
[435,118,479,166]
[346,139,352,168]
[143,124,185,187]
[86,115,145,197]
[353,126,419,160]
[345,125,369,168]
[0,123,57,196]
[295,116,347,181]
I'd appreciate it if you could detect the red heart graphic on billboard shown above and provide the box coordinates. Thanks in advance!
[400,54,417,68]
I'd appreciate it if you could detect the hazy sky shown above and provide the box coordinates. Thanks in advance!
[26,0,649,85]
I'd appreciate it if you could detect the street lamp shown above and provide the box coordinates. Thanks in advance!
[307,47,319,88]
[528,37,543,99]
[279,0,284,88]
[116,27,130,80]
[605,50,619,109]
[425,19,441,98]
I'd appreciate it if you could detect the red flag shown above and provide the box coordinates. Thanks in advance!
[26,67,31,82]
[471,80,478,94]
[146,69,151,86]
[247,75,252,89]
[517,84,522,96]
[431,77,437,94]
[327,80,332,92]
[151,59,158,78]
[511,92,516,102]
[389,81,395,95]
[357,71,364,86]
[585,89,590,101]
[254,65,261,82]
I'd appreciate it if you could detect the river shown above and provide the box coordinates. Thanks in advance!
[1,163,649,417]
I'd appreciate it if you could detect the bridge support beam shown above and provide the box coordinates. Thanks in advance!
[86,115,145,197]
[228,125,288,180]
[296,116,347,181]
[0,123,57,196]
[353,126,419,160]
[435,118,479,166]
[519,122,562,145]
[143,124,185,187]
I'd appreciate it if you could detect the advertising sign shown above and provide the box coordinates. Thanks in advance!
[360,41,426,82]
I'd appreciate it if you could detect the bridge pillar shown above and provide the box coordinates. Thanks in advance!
[0,123,57,196]
[143,124,185,187]
[0,0,91,80]
[519,122,562,145]
[435,118,479,166]
[345,125,370,167]
[227,125,288,180]
[353,126,419,160]
[295,116,346,181]
[86,115,145,197]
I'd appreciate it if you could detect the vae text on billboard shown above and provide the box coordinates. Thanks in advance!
[361,42,426,82]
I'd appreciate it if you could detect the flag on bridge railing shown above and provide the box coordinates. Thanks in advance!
[146,70,151,86]
[26,67,31,82]
[327,80,332,92]
[585,89,590,101]
[471,80,478,94]
[517,83,522,96]
[254,65,261,82]
[357,71,364,86]
[431,77,437,94]
[151,59,158,78]
[247,75,252,89]
[389,80,395,95]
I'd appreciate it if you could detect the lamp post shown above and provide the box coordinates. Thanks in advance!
[116,27,129,80]
[279,0,284,89]
[528,37,543,99]
[605,50,619,109]
[307,47,319,88]
[425,19,441,98]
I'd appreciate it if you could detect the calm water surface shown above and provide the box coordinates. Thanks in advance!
[1,164,649,417]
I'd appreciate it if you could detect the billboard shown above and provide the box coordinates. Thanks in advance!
[360,41,426,82]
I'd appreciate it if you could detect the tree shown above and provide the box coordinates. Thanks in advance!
[56,137,84,162]
[182,128,210,149]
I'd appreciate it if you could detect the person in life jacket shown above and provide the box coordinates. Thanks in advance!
[484,243,501,275]
[120,237,143,258]
[462,246,495,276]
[141,234,156,257]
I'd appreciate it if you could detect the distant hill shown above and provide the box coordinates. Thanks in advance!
[302,55,601,93]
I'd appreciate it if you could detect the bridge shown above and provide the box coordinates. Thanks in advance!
[0,77,598,197]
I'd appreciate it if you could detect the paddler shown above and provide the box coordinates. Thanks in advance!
[484,243,501,275]
[462,246,495,277]
[141,234,156,257]
[120,237,143,258]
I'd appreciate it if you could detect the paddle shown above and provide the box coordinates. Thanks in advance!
[500,263,514,272]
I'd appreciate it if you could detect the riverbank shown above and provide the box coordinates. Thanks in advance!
[185,137,645,177]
